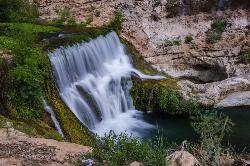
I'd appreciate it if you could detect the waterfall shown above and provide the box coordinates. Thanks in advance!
[43,100,64,137]
[49,32,164,136]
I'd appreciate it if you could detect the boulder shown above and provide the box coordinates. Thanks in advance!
[0,127,91,165]
[166,150,200,166]
[130,161,143,166]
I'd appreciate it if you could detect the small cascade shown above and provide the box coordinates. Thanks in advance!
[49,32,164,136]
[43,100,64,137]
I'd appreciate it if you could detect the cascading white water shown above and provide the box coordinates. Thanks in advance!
[49,32,164,136]
[43,100,64,137]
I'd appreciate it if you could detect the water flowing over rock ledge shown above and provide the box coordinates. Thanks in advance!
[37,0,250,108]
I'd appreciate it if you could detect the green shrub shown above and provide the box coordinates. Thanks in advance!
[243,48,250,64]
[191,112,234,165]
[105,10,124,33]
[0,0,38,22]
[211,20,227,33]
[95,10,101,17]
[185,34,193,44]
[84,131,174,166]
[164,39,181,46]
[206,20,227,44]
[85,15,93,25]
[56,7,77,25]
[0,23,59,120]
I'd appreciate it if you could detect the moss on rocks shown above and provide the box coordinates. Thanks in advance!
[44,77,95,146]
[0,115,63,141]
[130,77,204,115]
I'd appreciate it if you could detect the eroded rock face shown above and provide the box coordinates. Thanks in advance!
[121,4,250,107]
[37,0,250,107]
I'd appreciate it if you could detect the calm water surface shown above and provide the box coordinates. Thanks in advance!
[141,107,250,151]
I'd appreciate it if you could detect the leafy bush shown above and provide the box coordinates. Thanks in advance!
[0,0,38,22]
[206,20,227,44]
[83,131,174,166]
[185,34,193,44]
[191,112,234,165]
[243,48,250,64]
[0,23,59,120]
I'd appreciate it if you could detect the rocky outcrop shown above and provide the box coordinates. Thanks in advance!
[0,127,91,165]
[120,4,250,107]
[37,0,250,107]
[166,150,200,166]
[130,161,143,166]
[37,0,117,26]
[178,74,250,106]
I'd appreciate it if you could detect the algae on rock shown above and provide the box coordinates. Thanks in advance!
[130,77,204,114]
[44,77,95,146]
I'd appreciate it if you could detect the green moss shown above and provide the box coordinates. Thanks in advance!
[44,78,95,146]
[43,11,124,50]
[0,115,63,140]
[0,23,58,120]
[131,77,204,114]
[0,23,60,33]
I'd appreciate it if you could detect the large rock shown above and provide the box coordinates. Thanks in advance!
[166,150,200,166]
[124,7,250,107]
[0,127,91,165]
[130,161,143,166]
